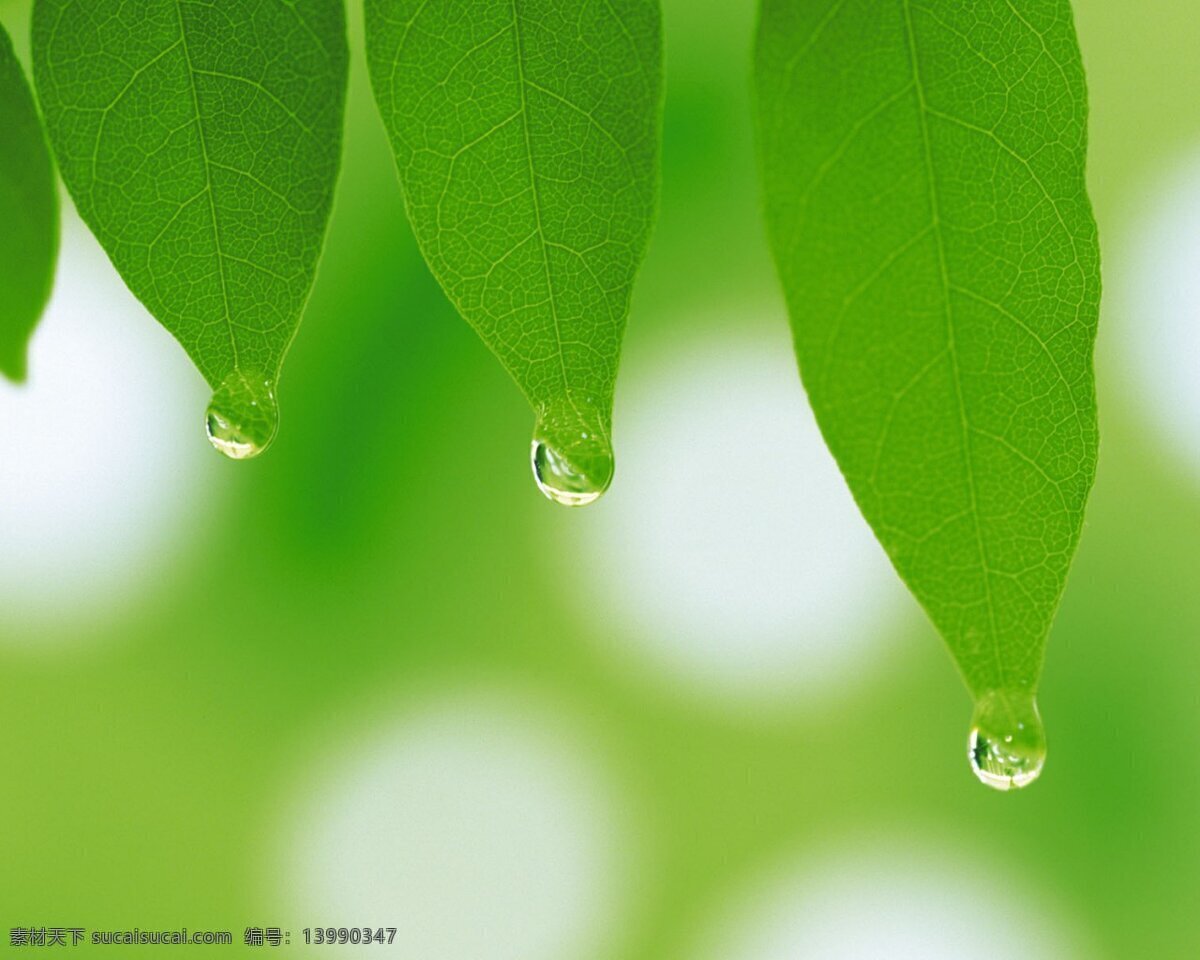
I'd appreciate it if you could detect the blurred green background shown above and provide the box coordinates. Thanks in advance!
[2,0,1198,957]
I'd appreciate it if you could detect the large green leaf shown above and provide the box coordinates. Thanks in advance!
[755,0,1100,788]
[365,0,662,505]
[0,22,58,383]
[32,0,348,458]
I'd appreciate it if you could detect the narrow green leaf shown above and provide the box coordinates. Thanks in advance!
[755,0,1099,786]
[32,0,348,457]
[0,22,58,383]
[365,0,662,505]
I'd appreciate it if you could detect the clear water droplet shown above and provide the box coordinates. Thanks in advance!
[530,403,614,507]
[205,370,278,460]
[968,690,1047,791]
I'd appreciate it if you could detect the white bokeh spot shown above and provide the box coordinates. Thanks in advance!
[567,325,909,705]
[283,689,626,960]
[1122,144,1200,479]
[697,841,1092,960]
[0,215,210,637]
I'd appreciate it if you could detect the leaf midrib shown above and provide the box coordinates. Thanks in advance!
[173,0,239,372]
[900,0,1005,688]
[509,0,574,417]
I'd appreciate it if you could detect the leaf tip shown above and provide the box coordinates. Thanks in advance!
[0,345,29,385]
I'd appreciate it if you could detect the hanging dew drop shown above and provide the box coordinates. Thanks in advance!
[967,690,1047,791]
[531,440,612,506]
[205,370,279,460]
[530,401,614,507]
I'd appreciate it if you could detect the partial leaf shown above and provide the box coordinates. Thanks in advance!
[365,0,662,505]
[32,0,348,457]
[0,22,58,383]
[755,0,1100,787]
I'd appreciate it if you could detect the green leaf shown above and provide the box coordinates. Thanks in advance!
[365,0,662,505]
[32,0,348,458]
[0,22,58,383]
[755,0,1099,779]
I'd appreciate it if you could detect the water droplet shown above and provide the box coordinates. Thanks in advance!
[205,370,278,460]
[530,403,614,507]
[967,690,1047,792]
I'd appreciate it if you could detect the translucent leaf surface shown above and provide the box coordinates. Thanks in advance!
[32,0,348,456]
[365,0,662,504]
[755,0,1100,784]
